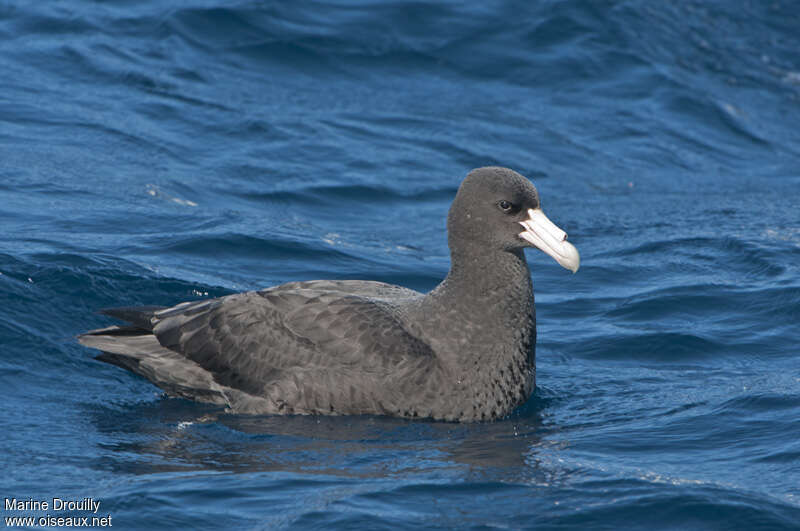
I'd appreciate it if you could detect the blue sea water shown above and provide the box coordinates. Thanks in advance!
[1,0,799,529]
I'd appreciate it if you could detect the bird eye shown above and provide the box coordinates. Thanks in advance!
[498,200,514,212]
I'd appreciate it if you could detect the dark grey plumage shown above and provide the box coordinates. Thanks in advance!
[79,167,579,422]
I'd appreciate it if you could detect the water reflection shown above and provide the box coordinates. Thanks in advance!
[87,394,557,484]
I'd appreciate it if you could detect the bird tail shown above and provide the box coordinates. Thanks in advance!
[78,306,229,407]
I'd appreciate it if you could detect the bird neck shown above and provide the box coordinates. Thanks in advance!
[414,248,535,356]
[435,247,533,314]
[409,247,537,420]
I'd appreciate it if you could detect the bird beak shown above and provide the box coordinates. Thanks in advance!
[519,208,580,273]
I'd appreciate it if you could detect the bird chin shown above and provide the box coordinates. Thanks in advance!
[518,208,580,273]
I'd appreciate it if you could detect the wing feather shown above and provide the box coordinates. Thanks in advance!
[146,281,437,413]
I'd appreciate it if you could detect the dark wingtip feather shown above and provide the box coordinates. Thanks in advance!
[98,306,167,331]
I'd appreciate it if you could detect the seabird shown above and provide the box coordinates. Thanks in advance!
[79,167,580,421]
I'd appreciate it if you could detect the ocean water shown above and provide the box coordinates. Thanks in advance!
[1,0,799,529]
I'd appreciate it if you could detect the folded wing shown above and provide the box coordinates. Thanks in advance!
[81,281,440,415]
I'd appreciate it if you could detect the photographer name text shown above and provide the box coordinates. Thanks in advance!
[4,497,111,528]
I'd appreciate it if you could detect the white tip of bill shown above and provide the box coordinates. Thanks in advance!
[519,208,580,273]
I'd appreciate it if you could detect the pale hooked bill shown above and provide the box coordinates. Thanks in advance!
[519,208,580,273]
